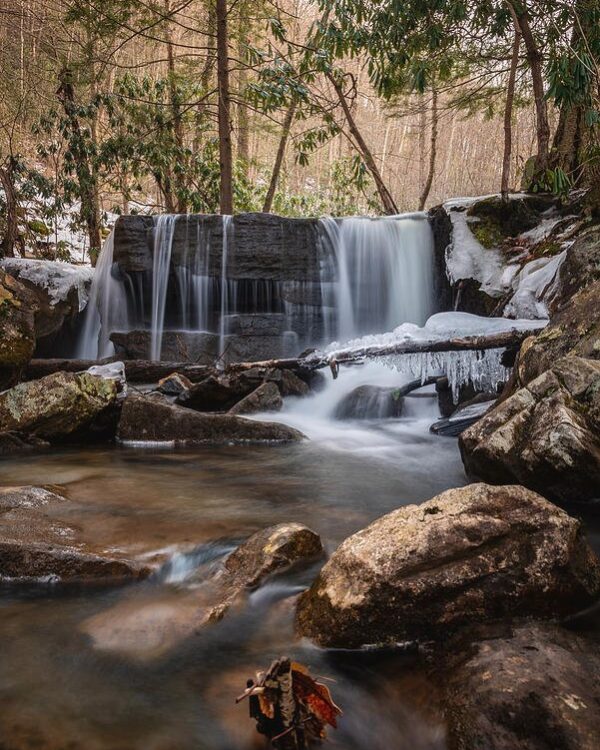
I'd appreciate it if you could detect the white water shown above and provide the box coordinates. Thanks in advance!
[76,212,437,362]
[319,214,435,340]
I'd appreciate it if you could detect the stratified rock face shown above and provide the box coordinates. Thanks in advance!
[117,394,304,444]
[84,523,322,658]
[0,486,152,584]
[295,483,600,648]
[0,269,36,389]
[460,357,600,503]
[111,330,219,364]
[0,371,119,440]
[443,623,600,750]
[333,385,404,420]
[228,381,283,415]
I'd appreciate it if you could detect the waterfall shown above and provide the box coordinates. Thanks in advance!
[75,212,437,363]
[150,215,176,361]
[319,214,435,342]
[76,230,130,359]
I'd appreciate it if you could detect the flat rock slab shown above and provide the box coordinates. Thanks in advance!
[443,622,600,750]
[117,394,304,444]
[296,483,600,648]
[0,486,152,584]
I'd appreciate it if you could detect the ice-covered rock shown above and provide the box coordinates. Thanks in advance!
[503,251,566,319]
[0,258,94,311]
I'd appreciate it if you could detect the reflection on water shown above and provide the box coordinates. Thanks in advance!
[0,368,465,749]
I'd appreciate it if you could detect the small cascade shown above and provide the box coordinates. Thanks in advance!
[150,215,177,360]
[319,214,435,341]
[76,230,131,359]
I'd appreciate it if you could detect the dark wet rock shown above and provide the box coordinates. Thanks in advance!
[279,368,310,397]
[0,486,152,584]
[436,377,499,419]
[428,206,454,312]
[430,399,495,437]
[157,371,193,396]
[224,313,287,336]
[221,333,296,364]
[0,269,37,389]
[548,224,600,312]
[466,195,542,239]
[118,393,304,444]
[0,431,49,456]
[295,483,600,648]
[175,370,257,411]
[228,382,283,415]
[334,385,404,420]
[460,357,600,503]
[0,370,120,442]
[111,329,219,364]
[84,523,322,658]
[442,622,600,750]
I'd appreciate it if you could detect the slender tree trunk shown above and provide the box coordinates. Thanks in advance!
[194,3,216,153]
[57,68,102,265]
[418,88,439,210]
[262,100,297,213]
[510,2,550,173]
[327,72,398,214]
[236,2,250,169]
[216,0,234,214]
[501,18,522,200]
[164,0,187,212]
[0,160,20,258]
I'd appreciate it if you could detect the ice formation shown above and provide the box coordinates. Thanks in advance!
[503,251,566,319]
[0,258,94,311]
[323,312,547,402]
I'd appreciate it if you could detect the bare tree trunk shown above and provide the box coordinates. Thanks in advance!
[216,0,234,215]
[236,2,250,169]
[262,100,297,213]
[510,2,550,173]
[501,18,522,199]
[0,160,20,258]
[194,2,216,153]
[164,0,187,212]
[418,88,438,210]
[57,67,102,265]
[327,72,398,215]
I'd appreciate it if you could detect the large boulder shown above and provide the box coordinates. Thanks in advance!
[0,370,120,441]
[84,523,323,658]
[460,357,600,503]
[118,393,304,444]
[0,269,36,389]
[443,622,600,750]
[0,486,152,584]
[295,483,600,648]
[228,381,283,415]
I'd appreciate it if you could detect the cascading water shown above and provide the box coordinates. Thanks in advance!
[76,211,437,363]
[150,215,177,360]
[319,214,435,342]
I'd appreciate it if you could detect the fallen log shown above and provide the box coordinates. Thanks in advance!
[25,358,211,384]
[24,327,544,384]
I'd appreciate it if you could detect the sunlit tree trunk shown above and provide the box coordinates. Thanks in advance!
[418,88,438,210]
[263,100,297,213]
[216,0,234,214]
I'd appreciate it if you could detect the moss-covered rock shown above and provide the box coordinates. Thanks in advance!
[0,370,119,441]
[0,270,37,389]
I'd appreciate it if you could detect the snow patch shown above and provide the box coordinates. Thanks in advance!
[0,258,94,311]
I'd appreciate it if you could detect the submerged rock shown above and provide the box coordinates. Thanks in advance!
[295,483,600,648]
[84,523,323,658]
[228,382,283,415]
[460,357,600,503]
[333,384,404,420]
[0,486,152,584]
[0,269,36,389]
[118,394,304,444]
[443,622,600,750]
[0,370,120,441]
